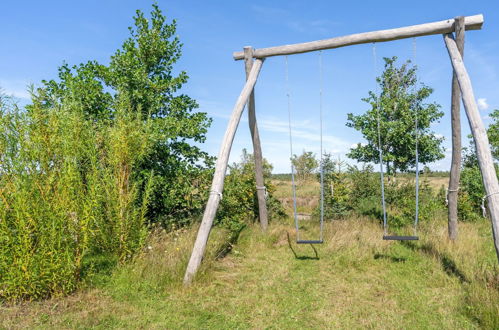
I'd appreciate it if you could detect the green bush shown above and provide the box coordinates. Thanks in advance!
[217,149,285,231]
[315,154,351,219]
[389,178,444,227]
[0,95,154,301]
[345,164,445,228]
[347,164,379,205]
[459,166,485,221]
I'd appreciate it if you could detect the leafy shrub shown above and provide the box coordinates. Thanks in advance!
[345,164,445,228]
[460,166,484,216]
[0,4,216,302]
[347,164,379,205]
[0,95,154,301]
[344,164,382,221]
[217,149,285,231]
[391,178,444,227]
[316,154,351,219]
[458,164,499,221]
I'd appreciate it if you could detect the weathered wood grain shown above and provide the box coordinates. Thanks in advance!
[183,59,264,285]
[443,33,499,262]
[244,46,268,231]
[448,16,465,241]
[233,14,483,60]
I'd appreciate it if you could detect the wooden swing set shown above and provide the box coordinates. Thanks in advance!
[184,14,499,285]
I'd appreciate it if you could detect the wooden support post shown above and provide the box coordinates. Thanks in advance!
[443,33,499,262]
[183,59,264,285]
[233,15,483,60]
[448,16,465,241]
[244,46,268,231]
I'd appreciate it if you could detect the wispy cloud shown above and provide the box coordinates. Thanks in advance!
[287,19,340,36]
[477,97,489,111]
[258,117,352,154]
[250,5,340,36]
[0,80,31,100]
[250,4,289,18]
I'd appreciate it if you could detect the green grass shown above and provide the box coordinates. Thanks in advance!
[1,216,498,329]
[1,177,498,328]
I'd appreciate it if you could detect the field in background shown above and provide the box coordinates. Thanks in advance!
[272,174,450,216]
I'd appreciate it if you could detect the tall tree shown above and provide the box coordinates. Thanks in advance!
[31,4,213,227]
[347,57,445,175]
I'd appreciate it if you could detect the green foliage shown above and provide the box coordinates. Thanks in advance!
[35,4,213,229]
[345,164,446,228]
[457,165,499,222]
[0,4,213,302]
[217,149,285,231]
[488,109,499,161]
[291,150,318,181]
[347,56,445,174]
[459,166,484,219]
[345,165,383,221]
[386,178,444,227]
[459,107,499,220]
[0,93,154,301]
[318,154,350,219]
[347,164,380,205]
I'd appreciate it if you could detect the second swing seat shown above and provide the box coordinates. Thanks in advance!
[297,240,323,244]
[383,235,419,241]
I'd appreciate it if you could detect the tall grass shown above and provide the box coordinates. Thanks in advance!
[0,96,154,302]
[3,217,497,328]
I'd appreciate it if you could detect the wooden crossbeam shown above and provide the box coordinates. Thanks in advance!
[233,14,483,60]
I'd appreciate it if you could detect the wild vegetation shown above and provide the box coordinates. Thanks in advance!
[0,5,282,302]
[1,187,498,328]
[1,3,499,329]
[347,56,445,175]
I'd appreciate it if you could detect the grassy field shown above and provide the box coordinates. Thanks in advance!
[1,178,499,329]
[272,174,449,215]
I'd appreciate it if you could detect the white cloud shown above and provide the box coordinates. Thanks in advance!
[0,80,31,100]
[477,98,489,111]
[350,142,366,149]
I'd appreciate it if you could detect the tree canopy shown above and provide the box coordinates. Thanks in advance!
[346,56,445,174]
[292,150,318,181]
[31,4,213,226]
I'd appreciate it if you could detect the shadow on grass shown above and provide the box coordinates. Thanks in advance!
[215,224,246,260]
[401,240,470,284]
[286,232,320,260]
[373,253,407,263]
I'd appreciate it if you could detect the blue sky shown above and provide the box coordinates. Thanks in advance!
[1,1,498,173]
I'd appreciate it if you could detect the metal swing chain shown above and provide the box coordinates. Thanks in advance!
[413,37,420,235]
[286,53,325,243]
[373,43,388,235]
[319,51,325,242]
[286,56,300,240]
